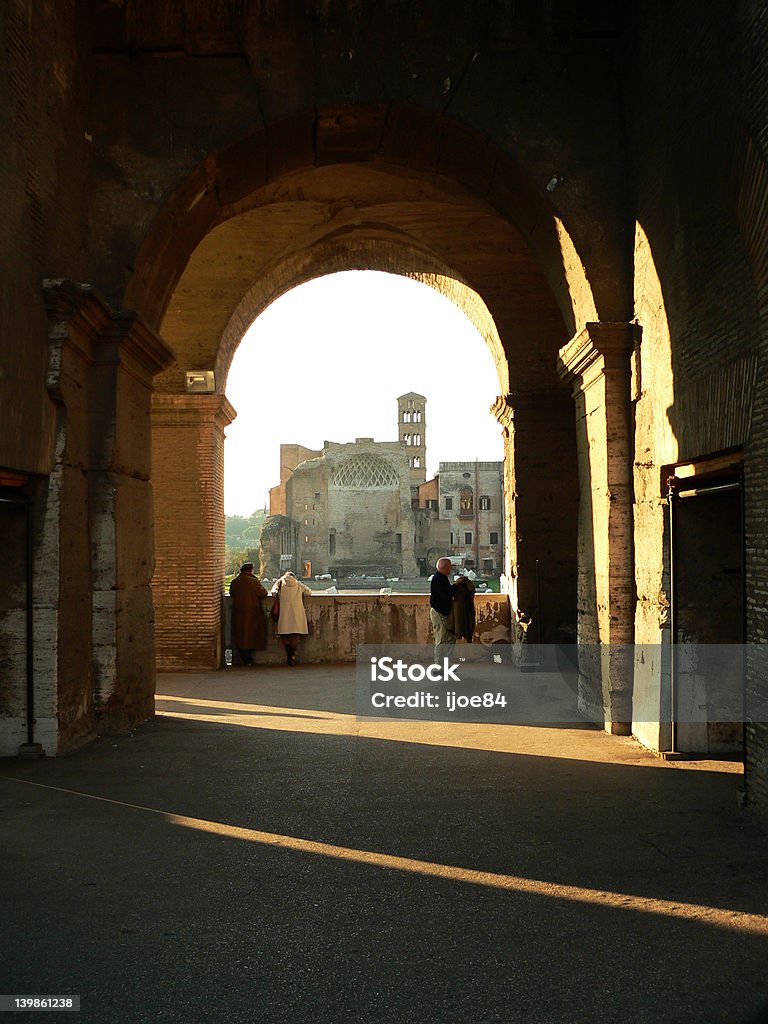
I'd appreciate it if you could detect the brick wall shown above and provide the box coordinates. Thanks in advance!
[629,2,768,824]
[152,395,235,671]
[0,1,90,475]
[742,0,768,833]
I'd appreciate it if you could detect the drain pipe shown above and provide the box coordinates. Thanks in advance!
[667,478,678,755]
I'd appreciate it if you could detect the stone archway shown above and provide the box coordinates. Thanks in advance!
[120,109,612,673]
[145,193,580,669]
[123,111,617,339]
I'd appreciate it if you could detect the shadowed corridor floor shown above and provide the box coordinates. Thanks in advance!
[1,665,767,1024]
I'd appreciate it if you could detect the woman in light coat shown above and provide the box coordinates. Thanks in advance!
[270,571,312,665]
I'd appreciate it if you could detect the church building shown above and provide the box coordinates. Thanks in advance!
[261,394,504,579]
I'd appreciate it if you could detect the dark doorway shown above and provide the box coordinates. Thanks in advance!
[0,485,31,752]
[670,456,744,754]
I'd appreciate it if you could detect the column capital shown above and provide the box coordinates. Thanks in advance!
[557,321,639,385]
[100,311,175,383]
[43,280,175,391]
[491,394,514,430]
[492,388,570,429]
[152,392,237,430]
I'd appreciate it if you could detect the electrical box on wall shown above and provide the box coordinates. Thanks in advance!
[184,370,216,394]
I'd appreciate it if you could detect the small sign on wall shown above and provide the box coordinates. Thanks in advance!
[185,370,216,393]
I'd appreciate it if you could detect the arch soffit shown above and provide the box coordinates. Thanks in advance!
[127,108,602,345]
[155,162,569,396]
[214,232,510,396]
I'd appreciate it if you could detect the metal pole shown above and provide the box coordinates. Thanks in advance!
[25,498,33,746]
[667,479,678,755]
[676,481,742,499]
[739,467,747,770]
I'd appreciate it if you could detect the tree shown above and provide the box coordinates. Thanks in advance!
[224,509,267,577]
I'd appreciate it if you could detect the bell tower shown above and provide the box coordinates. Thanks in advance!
[397,393,427,485]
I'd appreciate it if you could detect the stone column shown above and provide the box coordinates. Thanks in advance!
[152,394,236,671]
[88,310,175,731]
[558,322,637,733]
[492,389,579,644]
[40,281,174,751]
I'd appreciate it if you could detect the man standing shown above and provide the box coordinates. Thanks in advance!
[229,562,268,666]
[429,557,456,663]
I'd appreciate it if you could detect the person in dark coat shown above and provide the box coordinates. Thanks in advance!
[229,563,268,666]
[451,575,476,641]
[429,557,457,662]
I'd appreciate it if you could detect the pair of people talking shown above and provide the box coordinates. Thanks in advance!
[428,557,476,662]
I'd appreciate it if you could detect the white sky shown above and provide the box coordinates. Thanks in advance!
[224,270,504,516]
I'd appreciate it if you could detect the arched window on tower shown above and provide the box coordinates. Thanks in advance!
[403,411,411,423]
[404,433,411,445]
[414,456,421,468]
[414,433,421,446]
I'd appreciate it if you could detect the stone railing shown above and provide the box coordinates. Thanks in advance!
[221,593,511,665]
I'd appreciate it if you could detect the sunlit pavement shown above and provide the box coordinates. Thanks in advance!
[1,665,767,1024]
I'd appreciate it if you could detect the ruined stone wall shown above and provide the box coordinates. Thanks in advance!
[275,440,420,578]
[223,592,511,663]
[269,445,323,517]
[286,459,328,576]
[259,515,298,580]
[326,442,418,577]
[328,485,406,575]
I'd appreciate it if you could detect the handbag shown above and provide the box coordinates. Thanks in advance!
[270,596,280,622]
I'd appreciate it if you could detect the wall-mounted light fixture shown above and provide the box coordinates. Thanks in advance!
[184,370,216,394]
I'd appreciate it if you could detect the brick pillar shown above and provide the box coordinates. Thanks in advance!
[493,390,579,644]
[558,322,637,734]
[152,394,236,670]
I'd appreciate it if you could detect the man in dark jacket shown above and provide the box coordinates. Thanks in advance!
[429,557,456,663]
[229,562,268,666]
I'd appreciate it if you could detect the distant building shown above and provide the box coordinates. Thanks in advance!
[260,394,504,579]
[427,462,505,577]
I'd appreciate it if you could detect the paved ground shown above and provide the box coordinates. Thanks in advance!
[1,665,767,1024]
